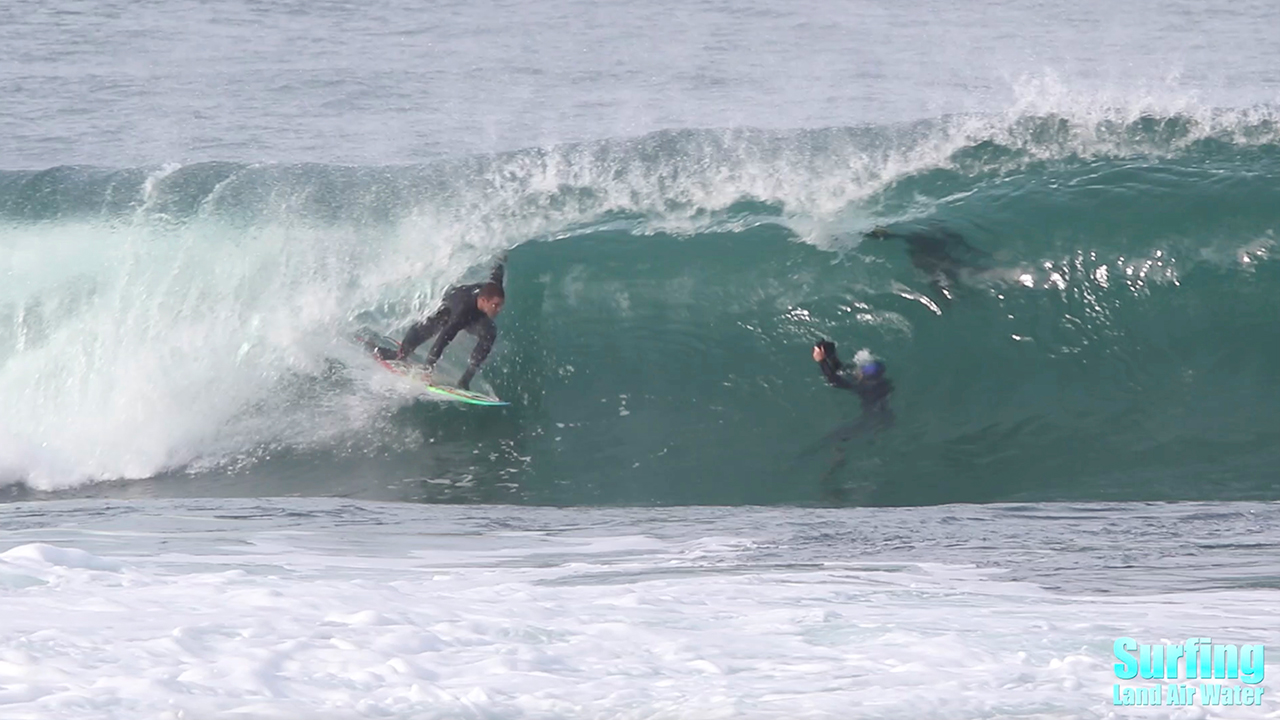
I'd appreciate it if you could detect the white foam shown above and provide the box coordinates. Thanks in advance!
[0,210,443,488]
[1,501,1276,719]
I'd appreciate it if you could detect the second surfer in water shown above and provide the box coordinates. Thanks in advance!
[375,257,506,390]
[813,338,894,421]
[812,338,895,503]
[864,225,992,304]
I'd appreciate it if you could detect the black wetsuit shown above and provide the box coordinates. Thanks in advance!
[817,351,894,418]
[385,264,504,390]
[813,344,894,505]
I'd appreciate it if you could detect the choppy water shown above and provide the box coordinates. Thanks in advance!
[1,498,1277,719]
[3,0,1280,716]
[3,0,1275,169]
[4,0,1280,503]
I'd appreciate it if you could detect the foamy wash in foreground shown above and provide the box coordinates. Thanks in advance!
[1113,637,1266,707]
[3,500,1280,719]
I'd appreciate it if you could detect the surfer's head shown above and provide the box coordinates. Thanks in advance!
[856,360,886,381]
[477,283,505,318]
[851,349,885,381]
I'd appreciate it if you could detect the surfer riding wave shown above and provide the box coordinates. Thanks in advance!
[374,255,506,391]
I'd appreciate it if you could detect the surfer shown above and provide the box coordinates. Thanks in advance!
[811,338,894,504]
[375,257,506,390]
[813,339,894,422]
[865,225,991,302]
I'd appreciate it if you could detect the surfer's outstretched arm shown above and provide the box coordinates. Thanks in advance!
[813,339,856,390]
[819,358,856,390]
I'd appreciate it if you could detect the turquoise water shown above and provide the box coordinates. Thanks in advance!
[2,0,1280,506]
[3,118,1279,505]
[4,2,1280,718]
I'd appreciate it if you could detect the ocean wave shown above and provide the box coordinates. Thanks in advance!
[2,112,1279,502]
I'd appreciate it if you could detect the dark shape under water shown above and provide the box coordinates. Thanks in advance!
[865,225,994,302]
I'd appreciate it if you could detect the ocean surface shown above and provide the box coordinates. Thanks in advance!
[2,0,1279,717]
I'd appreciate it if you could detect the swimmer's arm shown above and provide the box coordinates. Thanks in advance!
[818,357,856,390]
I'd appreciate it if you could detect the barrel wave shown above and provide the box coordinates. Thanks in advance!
[3,109,1279,505]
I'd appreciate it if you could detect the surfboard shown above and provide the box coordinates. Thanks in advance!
[355,328,509,407]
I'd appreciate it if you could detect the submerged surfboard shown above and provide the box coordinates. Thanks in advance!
[356,329,509,407]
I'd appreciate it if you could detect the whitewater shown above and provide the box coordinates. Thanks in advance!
[2,0,1279,717]
[3,500,1278,719]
